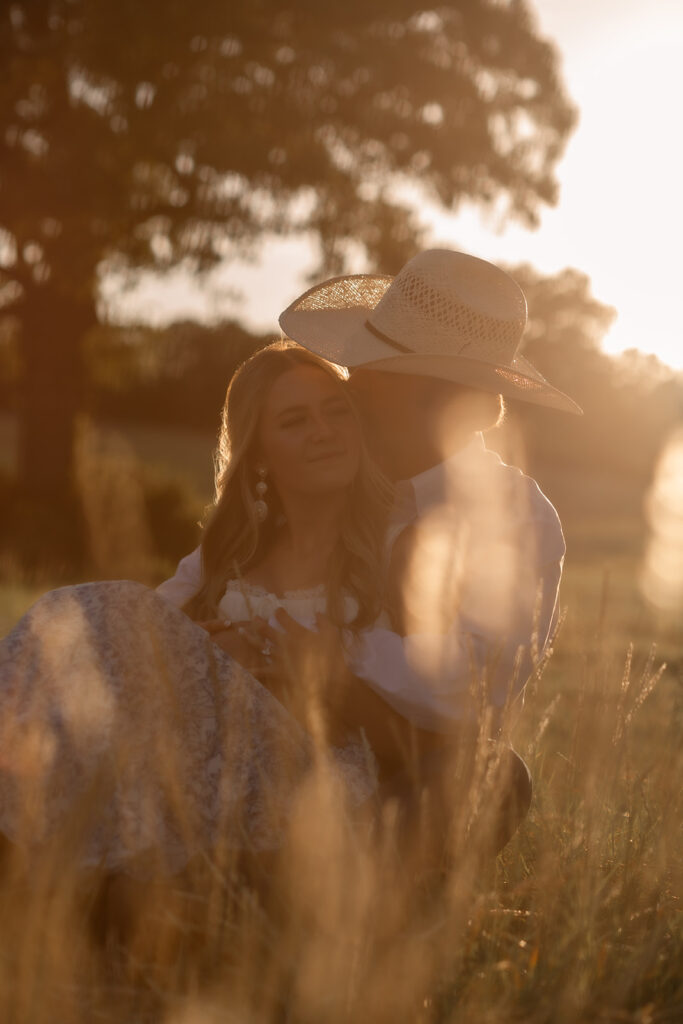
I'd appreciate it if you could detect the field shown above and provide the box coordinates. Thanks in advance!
[0,416,681,1023]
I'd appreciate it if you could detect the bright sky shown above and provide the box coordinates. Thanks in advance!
[105,0,683,371]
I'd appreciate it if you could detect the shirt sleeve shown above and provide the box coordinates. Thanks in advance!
[155,546,203,608]
[347,477,565,732]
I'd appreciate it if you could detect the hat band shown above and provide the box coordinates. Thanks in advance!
[364,319,413,354]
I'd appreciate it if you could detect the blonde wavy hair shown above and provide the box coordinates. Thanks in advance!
[184,341,394,631]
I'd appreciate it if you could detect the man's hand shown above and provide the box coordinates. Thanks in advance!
[196,618,231,635]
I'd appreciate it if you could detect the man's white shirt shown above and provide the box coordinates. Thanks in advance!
[157,434,565,732]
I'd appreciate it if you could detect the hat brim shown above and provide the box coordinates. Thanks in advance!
[279,274,583,415]
[357,350,582,414]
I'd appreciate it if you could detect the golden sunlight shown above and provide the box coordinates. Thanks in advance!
[641,427,683,614]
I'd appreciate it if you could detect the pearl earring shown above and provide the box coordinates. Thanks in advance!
[254,465,269,522]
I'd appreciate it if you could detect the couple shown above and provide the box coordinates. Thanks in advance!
[0,250,579,875]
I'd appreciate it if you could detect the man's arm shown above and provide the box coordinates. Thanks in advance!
[338,673,451,778]
[347,483,565,733]
[346,559,562,732]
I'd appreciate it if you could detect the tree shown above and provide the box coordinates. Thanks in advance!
[0,0,575,563]
[503,266,683,539]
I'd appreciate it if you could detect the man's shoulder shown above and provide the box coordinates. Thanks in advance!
[493,453,562,523]
[430,444,565,558]
[438,442,557,510]
[489,453,566,560]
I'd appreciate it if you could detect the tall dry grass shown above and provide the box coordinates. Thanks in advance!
[0,425,680,1023]
[0,578,680,1024]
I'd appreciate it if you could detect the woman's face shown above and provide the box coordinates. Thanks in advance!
[258,365,361,499]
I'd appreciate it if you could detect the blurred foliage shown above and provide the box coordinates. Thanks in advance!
[1,0,574,280]
[84,320,269,429]
[0,0,575,536]
[0,467,86,577]
[0,456,202,581]
[502,265,683,511]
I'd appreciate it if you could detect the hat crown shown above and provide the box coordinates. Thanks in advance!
[278,248,582,415]
[370,249,527,365]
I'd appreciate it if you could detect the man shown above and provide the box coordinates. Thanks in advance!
[278,249,579,720]
[276,249,581,854]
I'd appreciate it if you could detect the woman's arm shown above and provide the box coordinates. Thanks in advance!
[156,547,203,607]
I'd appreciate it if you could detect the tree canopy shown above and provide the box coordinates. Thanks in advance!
[0,0,576,564]
[1,0,575,288]
[508,265,682,498]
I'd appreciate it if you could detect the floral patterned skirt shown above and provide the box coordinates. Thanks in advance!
[0,581,376,875]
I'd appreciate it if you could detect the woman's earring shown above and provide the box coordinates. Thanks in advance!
[254,465,269,523]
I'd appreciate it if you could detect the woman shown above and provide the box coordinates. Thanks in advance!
[173,338,392,693]
[0,342,399,877]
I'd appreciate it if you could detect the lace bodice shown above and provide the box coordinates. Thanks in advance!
[218,579,356,628]
[217,580,392,631]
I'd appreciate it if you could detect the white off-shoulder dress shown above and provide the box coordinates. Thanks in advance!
[0,579,377,875]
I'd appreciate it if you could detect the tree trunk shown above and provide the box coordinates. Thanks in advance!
[14,285,96,571]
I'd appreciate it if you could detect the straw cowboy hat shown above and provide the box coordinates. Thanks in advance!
[279,249,582,414]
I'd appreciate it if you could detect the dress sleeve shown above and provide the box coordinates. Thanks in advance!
[347,476,566,733]
[156,546,203,608]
